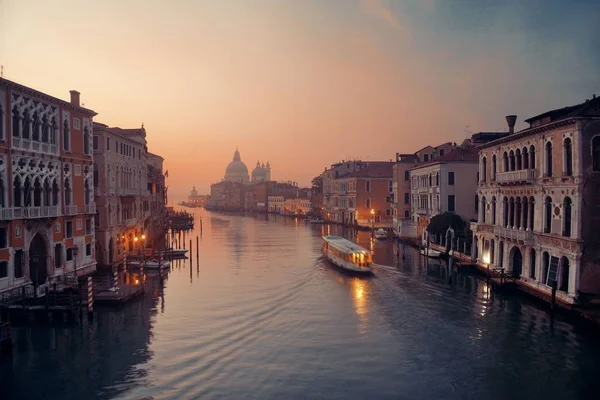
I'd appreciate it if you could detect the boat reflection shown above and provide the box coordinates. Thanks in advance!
[351,278,370,335]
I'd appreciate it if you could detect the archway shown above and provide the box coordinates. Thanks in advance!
[510,246,523,278]
[29,234,48,287]
[96,241,104,267]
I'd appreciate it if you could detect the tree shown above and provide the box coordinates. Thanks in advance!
[426,212,467,236]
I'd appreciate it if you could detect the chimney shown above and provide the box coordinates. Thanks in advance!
[506,115,517,134]
[70,90,80,107]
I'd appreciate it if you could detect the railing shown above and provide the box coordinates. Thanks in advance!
[119,188,138,196]
[65,205,78,215]
[85,203,96,214]
[493,225,534,244]
[1,206,60,219]
[11,136,60,155]
[495,169,537,184]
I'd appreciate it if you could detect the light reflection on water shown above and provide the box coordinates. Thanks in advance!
[2,209,600,400]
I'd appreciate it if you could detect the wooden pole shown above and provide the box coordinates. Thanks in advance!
[87,276,94,321]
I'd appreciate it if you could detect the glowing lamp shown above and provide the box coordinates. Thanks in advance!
[482,253,491,265]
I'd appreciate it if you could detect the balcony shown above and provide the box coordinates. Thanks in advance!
[85,203,96,214]
[495,169,537,185]
[12,137,59,156]
[125,218,138,227]
[65,205,78,216]
[493,225,534,245]
[119,188,139,196]
[3,206,60,219]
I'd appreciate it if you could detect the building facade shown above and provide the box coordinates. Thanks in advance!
[407,145,479,241]
[472,100,600,304]
[0,79,97,295]
[391,154,418,234]
[92,123,150,267]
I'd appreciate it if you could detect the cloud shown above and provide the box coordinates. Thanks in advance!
[361,0,409,36]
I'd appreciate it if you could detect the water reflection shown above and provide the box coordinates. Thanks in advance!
[350,278,370,335]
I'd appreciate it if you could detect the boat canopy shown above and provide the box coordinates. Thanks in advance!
[322,236,371,255]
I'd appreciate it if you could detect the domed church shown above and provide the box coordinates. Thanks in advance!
[251,161,271,182]
[224,148,250,184]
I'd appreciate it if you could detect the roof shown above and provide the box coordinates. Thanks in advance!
[323,236,371,254]
[410,146,478,170]
[525,96,600,124]
[340,162,393,178]
[396,153,419,163]
[1,77,97,117]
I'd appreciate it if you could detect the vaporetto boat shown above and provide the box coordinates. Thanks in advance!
[321,236,373,274]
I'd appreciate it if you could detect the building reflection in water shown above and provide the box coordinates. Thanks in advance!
[0,275,161,400]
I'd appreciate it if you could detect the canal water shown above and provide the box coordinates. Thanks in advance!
[2,209,600,399]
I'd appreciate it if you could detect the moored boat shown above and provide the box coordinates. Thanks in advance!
[420,248,441,258]
[374,228,388,240]
[164,248,188,257]
[321,236,373,274]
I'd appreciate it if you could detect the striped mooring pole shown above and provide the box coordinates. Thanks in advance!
[113,269,119,292]
[87,277,94,312]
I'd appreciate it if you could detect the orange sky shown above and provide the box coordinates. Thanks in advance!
[2,0,598,200]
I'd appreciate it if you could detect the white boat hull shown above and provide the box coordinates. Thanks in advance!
[420,248,441,258]
[322,248,372,274]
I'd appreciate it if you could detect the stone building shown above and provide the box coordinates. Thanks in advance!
[472,96,600,304]
[92,122,151,267]
[0,78,97,295]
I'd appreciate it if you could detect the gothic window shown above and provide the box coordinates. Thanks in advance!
[32,113,40,141]
[503,152,509,172]
[23,177,32,207]
[481,157,487,182]
[52,179,60,206]
[84,179,91,206]
[516,149,522,170]
[529,249,536,280]
[50,118,57,144]
[492,155,496,180]
[64,178,72,206]
[563,197,572,237]
[523,147,529,169]
[529,196,535,231]
[593,136,600,171]
[42,115,49,142]
[490,239,495,264]
[564,138,573,176]
[560,257,570,292]
[63,119,70,152]
[545,142,553,176]
[475,194,478,216]
[503,197,508,227]
[22,110,30,139]
[33,177,42,207]
[481,196,486,223]
[492,196,496,225]
[509,150,515,171]
[530,145,536,169]
[544,196,552,233]
[43,178,51,206]
[12,106,20,138]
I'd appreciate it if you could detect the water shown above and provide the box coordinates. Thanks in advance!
[2,209,600,399]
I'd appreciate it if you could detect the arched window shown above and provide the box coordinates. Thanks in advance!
[33,177,42,207]
[560,257,570,292]
[41,115,49,143]
[481,157,487,182]
[523,147,529,169]
[50,117,57,144]
[545,142,553,176]
[23,177,31,207]
[593,136,600,171]
[564,138,573,176]
[52,179,60,206]
[32,113,40,141]
[503,197,509,227]
[490,239,495,264]
[515,197,521,229]
[0,177,5,208]
[529,196,535,231]
[22,110,30,139]
[43,178,51,206]
[84,179,91,206]
[516,149,522,170]
[64,178,72,206]
[492,154,497,180]
[509,150,515,171]
[544,196,552,233]
[509,197,515,227]
[63,119,70,152]
[492,196,497,225]
[530,145,536,169]
[475,194,479,216]
[83,126,90,155]
[481,196,486,223]
[563,197,572,237]
[522,197,528,230]
[429,174,432,187]
[530,249,536,280]
[503,152,509,172]
[12,106,20,138]
[542,252,550,284]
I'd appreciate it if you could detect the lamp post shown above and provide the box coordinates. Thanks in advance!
[72,245,79,278]
[370,208,375,238]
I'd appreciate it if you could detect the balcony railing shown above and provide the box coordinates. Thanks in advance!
[85,203,96,214]
[2,206,60,219]
[495,169,537,185]
[493,225,534,244]
[119,188,139,196]
[12,137,59,155]
[65,205,78,215]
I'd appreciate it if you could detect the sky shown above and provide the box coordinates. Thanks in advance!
[1,0,599,200]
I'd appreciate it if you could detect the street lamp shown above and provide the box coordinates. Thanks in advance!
[72,245,79,277]
[370,208,375,237]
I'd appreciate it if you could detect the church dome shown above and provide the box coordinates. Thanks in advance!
[224,148,249,183]
[251,160,271,182]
